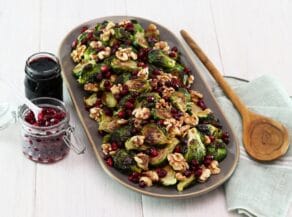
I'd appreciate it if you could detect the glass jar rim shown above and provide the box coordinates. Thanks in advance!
[25,52,61,80]
[20,97,69,131]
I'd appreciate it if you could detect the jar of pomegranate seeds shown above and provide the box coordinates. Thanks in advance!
[19,97,85,163]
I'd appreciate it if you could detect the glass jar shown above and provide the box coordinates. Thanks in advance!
[24,52,63,101]
[19,97,85,163]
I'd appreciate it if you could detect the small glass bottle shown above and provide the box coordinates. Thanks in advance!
[24,52,63,101]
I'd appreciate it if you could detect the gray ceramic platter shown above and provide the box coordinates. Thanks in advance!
[58,16,239,198]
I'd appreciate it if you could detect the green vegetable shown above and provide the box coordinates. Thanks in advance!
[125,136,148,151]
[84,93,97,108]
[141,124,168,146]
[177,174,195,192]
[115,72,132,84]
[110,125,132,143]
[160,165,177,186]
[111,58,138,73]
[150,138,179,166]
[125,79,151,93]
[207,142,227,162]
[77,64,101,85]
[187,102,203,115]
[184,128,206,162]
[113,149,141,173]
[132,23,148,48]
[119,94,132,107]
[151,108,172,120]
[72,60,96,78]
[170,88,191,112]
[196,124,222,137]
[102,92,117,108]
[198,112,221,127]
[98,113,120,133]
[148,49,176,69]
[102,134,111,144]
[115,27,132,41]
[83,47,96,61]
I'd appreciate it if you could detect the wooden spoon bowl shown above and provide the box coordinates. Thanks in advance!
[181,30,289,161]
[243,111,289,161]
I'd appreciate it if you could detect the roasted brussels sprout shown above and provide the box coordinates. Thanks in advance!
[177,174,195,192]
[132,23,148,48]
[113,149,141,173]
[125,79,151,93]
[170,88,191,112]
[196,124,222,137]
[77,64,101,85]
[111,58,138,73]
[160,165,177,186]
[98,113,120,133]
[206,142,227,162]
[184,128,206,162]
[148,49,176,69]
[141,124,168,146]
[109,125,133,143]
[84,93,97,108]
[102,92,117,108]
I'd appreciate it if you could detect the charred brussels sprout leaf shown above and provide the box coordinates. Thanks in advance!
[111,58,138,73]
[113,149,141,173]
[110,125,132,143]
[184,128,206,162]
[141,124,168,146]
[125,79,151,93]
[148,49,176,69]
[102,92,117,108]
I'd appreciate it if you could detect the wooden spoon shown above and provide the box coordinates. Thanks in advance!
[180,30,289,161]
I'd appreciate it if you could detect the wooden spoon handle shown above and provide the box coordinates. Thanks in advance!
[180,30,249,117]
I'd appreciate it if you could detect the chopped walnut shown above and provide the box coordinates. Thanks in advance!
[187,75,195,86]
[132,107,151,120]
[127,135,145,149]
[180,125,191,137]
[163,118,183,132]
[167,153,189,172]
[156,72,177,85]
[155,98,171,110]
[100,21,115,41]
[117,119,128,125]
[89,107,101,121]
[139,176,153,187]
[204,135,211,144]
[145,23,160,38]
[84,83,99,92]
[101,143,117,156]
[71,45,86,63]
[118,20,131,26]
[198,166,211,183]
[208,160,221,174]
[154,41,170,53]
[110,74,117,83]
[181,113,199,126]
[89,41,103,49]
[143,171,159,182]
[134,153,149,170]
[133,118,143,129]
[110,84,123,95]
[176,172,187,181]
[190,90,203,103]
[162,87,175,98]
[137,67,149,80]
[96,47,111,60]
[115,47,137,61]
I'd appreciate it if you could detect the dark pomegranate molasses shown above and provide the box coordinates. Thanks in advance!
[24,52,63,100]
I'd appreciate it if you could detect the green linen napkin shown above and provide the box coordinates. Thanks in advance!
[212,75,292,217]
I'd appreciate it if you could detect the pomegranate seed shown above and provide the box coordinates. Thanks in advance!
[125,101,134,109]
[157,119,164,125]
[197,99,207,110]
[174,145,181,153]
[120,85,129,95]
[137,62,146,67]
[139,180,147,188]
[72,39,78,49]
[114,93,121,101]
[156,168,167,178]
[95,99,102,107]
[125,23,134,32]
[98,130,106,136]
[111,142,118,151]
[149,148,159,157]
[152,69,161,75]
[118,110,125,118]
[191,159,199,168]
[101,65,109,73]
[126,109,133,117]
[87,32,93,40]
[222,132,230,144]
[81,26,88,33]
[184,67,191,74]
[128,172,141,183]
[169,51,176,58]
[183,170,192,177]
[171,78,180,90]
[104,71,111,79]
[132,70,139,76]
[171,47,178,52]
[103,107,113,116]
[203,157,212,167]
[195,168,202,177]
[104,80,112,91]
[105,157,113,167]
[147,96,155,102]
[209,135,215,143]
[96,73,103,81]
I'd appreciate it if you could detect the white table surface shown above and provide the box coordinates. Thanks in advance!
[0,0,291,217]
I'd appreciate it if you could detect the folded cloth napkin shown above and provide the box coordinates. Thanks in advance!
[211,75,292,217]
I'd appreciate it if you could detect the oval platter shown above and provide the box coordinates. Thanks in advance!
[58,16,239,198]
